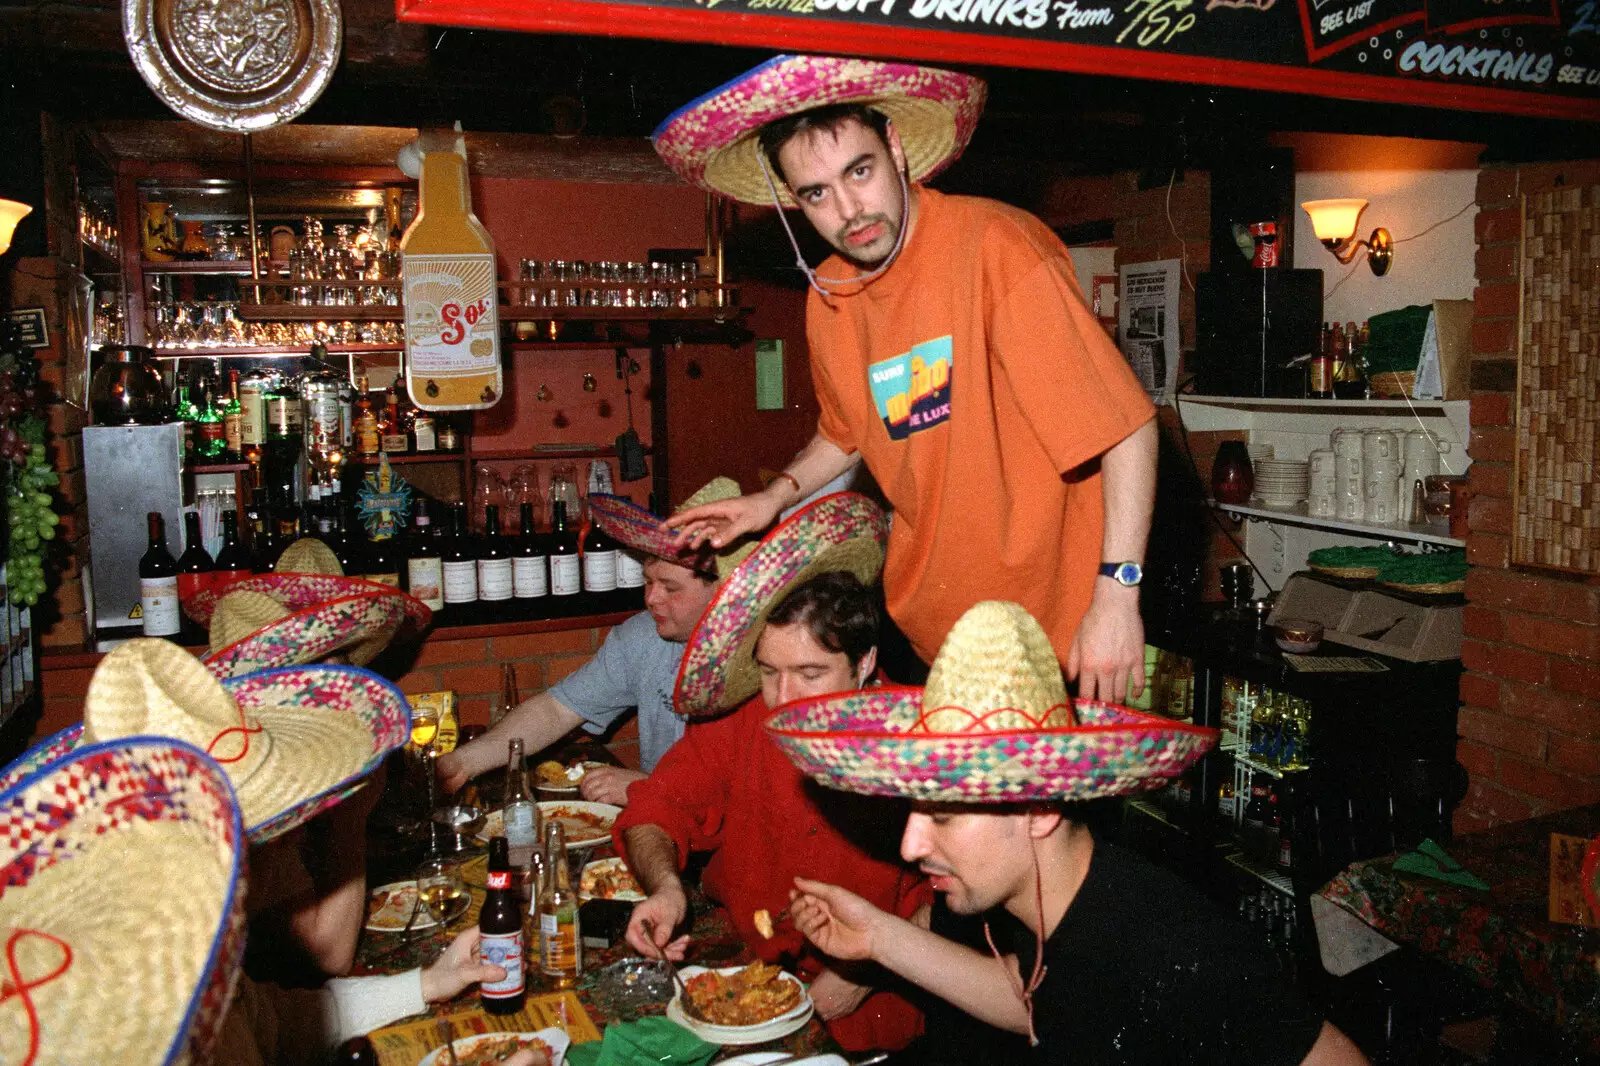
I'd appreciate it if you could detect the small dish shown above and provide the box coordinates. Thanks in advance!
[580,856,645,902]
[416,1028,570,1066]
[592,957,675,1017]
[1273,618,1324,653]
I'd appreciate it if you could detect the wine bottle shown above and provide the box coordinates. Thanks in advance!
[139,511,181,638]
[328,510,366,576]
[176,511,215,603]
[404,500,445,611]
[212,510,251,593]
[548,500,581,603]
[478,836,527,1016]
[582,514,619,601]
[513,501,548,604]
[362,529,402,587]
[478,504,513,605]
[442,501,479,616]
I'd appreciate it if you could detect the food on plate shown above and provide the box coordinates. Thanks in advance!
[753,909,774,940]
[543,804,614,844]
[536,759,609,789]
[684,961,803,1027]
[365,883,424,931]
[580,859,642,900]
[452,1034,555,1065]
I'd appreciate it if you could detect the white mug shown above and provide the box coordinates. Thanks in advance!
[1308,449,1336,477]
[1363,429,1400,462]
[1335,453,1365,489]
[1338,488,1366,521]
[1366,475,1400,524]
[1308,493,1338,518]
[1332,429,1364,459]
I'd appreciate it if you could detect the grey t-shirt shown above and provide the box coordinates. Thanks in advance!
[548,611,686,771]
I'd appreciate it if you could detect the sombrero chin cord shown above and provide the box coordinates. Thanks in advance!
[983,835,1047,1046]
[757,152,911,304]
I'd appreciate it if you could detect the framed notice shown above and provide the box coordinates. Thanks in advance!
[1117,259,1181,407]
[1511,185,1600,576]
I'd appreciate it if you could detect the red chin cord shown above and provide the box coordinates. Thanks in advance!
[983,837,1048,1047]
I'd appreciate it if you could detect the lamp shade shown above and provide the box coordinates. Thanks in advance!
[0,198,32,255]
[1301,198,1368,243]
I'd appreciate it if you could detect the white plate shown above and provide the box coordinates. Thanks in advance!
[474,801,621,849]
[364,881,441,932]
[717,1055,846,1066]
[664,965,813,1045]
[579,856,645,902]
[416,1027,571,1066]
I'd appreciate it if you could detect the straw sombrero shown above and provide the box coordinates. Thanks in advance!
[185,572,432,631]
[653,54,987,208]
[588,477,759,579]
[0,640,411,843]
[765,601,1218,803]
[204,591,412,678]
[673,492,888,718]
[0,736,246,1066]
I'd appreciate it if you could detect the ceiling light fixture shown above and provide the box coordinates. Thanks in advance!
[0,199,32,256]
[1301,198,1393,276]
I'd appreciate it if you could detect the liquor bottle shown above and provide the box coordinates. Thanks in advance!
[477,504,513,604]
[175,377,200,462]
[401,148,502,410]
[411,399,437,453]
[513,501,548,603]
[139,511,180,638]
[213,510,251,591]
[263,383,303,513]
[548,499,581,602]
[221,369,243,460]
[176,511,215,603]
[437,419,460,453]
[354,376,379,459]
[379,385,409,454]
[247,490,274,573]
[1333,319,1366,399]
[442,501,479,614]
[538,820,581,988]
[362,530,402,588]
[502,737,540,865]
[1217,780,1237,822]
[1241,783,1271,858]
[582,517,619,601]
[478,835,527,1016]
[238,368,271,459]
[404,500,445,610]
[329,511,367,576]
[196,373,227,462]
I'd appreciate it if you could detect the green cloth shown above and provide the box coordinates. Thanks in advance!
[1393,838,1490,891]
[564,1016,719,1066]
[1365,304,1433,374]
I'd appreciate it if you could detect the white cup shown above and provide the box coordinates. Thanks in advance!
[1308,449,1336,477]
[1338,489,1365,521]
[1363,429,1400,462]
[1332,430,1364,459]
[1310,473,1338,497]
[1365,476,1400,524]
[1308,493,1337,518]
[1336,453,1365,486]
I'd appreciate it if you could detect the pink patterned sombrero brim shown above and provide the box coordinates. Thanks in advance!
[765,688,1220,804]
[0,665,410,845]
[674,492,888,718]
[589,494,716,574]
[0,737,246,1066]
[203,593,407,678]
[652,54,987,207]
[184,573,431,630]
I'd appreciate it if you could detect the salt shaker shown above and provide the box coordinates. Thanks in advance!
[1409,479,1428,526]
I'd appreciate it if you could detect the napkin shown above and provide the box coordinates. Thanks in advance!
[563,1015,718,1066]
[1393,838,1489,891]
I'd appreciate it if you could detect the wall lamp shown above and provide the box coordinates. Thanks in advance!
[1301,198,1393,277]
[0,199,32,255]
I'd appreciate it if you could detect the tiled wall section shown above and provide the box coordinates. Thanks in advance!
[1458,160,1600,831]
[37,621,645,769]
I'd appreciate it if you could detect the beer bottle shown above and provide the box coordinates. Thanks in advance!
[478,835,526,1015]
[539,820,581,987]
[502,737,540,866]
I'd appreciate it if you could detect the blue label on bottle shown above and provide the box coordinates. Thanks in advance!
[479,929,524,998]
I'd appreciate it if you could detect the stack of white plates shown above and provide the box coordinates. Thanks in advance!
[1252,458,1308,509]
[1247,443,1276,462]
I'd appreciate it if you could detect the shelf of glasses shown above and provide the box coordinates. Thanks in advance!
[499,305,750,323]
[470,444,653,462]
[150,343,404,358]
[142,260,257,275]
[352,453,469,465]
[235,304,405,322]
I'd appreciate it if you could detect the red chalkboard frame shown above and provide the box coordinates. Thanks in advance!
[395,0,1600,122]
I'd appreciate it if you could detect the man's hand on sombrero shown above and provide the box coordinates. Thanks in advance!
[789,877,884,963]
[665,491,781,551]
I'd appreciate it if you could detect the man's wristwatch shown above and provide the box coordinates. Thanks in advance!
[1099,561,1143,587]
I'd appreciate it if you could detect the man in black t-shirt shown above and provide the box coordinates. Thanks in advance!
[765,601,1370,1065]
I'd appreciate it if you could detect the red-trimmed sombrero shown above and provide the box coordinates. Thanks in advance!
[653,54,987,207]
[0,640,411,844]
[589,477,759,579]
[766,601,1217,803]
[673,492,888,718]
[0,736,246,1066]
[203,591,411,678]
[184,572,432,632]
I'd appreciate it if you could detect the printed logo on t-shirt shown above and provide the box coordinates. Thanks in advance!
[868,336,953,441]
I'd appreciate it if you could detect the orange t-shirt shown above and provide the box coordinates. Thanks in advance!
[806,188,1154,664]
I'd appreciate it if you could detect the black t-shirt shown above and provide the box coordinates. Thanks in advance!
[900,841,1325,1066]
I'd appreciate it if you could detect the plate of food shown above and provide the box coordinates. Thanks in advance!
[665,962,813,1045]
[474,802,621,849]
[535,759,609,794]
[364,881,442,932]
[579,856,644,902]
[416,1027,570,1066]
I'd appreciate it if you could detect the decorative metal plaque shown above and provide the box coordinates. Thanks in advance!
[123,0,342,132]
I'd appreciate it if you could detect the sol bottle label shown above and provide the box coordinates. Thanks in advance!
[403,254,502,409]
[478,929,524,999]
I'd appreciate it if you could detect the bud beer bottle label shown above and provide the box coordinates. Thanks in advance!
[478,927,525,1000]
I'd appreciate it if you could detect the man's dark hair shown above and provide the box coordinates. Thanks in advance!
[766,570,879,669]
[757,103,891,187]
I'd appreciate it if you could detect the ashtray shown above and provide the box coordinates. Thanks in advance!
[1273,618,1324,653]
[591,957,674,1019]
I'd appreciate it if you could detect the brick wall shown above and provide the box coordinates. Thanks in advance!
[1457,159,1600,831]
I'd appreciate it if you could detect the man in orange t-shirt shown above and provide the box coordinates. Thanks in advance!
[654,56,1157,699]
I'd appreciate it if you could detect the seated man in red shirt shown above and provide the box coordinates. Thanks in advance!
[613,493,928,1052]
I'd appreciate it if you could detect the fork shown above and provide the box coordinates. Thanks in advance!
[435,1016,460,1066]
[640,918,711,1023]
[398,889,425,943]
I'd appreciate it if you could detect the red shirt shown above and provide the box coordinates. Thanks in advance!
[615,693,930,1051]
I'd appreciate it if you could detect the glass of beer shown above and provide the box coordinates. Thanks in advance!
[415,855,466,960]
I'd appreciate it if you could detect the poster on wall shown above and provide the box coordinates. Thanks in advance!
[1117,259,1180,406]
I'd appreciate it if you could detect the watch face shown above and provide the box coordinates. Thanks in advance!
[1115,563,1142,586]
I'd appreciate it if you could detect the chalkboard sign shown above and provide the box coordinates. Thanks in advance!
[398,0,1600,119]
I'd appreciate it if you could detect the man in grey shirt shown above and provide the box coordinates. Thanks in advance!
[437,479,756,806]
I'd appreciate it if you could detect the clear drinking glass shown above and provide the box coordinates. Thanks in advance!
[415,855,466,961]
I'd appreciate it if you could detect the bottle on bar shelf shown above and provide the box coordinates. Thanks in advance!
[442,501,479,617]
[539,819,581,988]
[176,511,215,605]
[478,504,513,609]
[404,499,445,611]
[175,375,200,463]
[354,376,380,459]
[437,418,460,453]
[478,835,526,1016]
[197,367,228,463]
[362,527,402,588]
[582,513,619,606]
[548,499,581,605]
[410,393,437,453]
[213,510,251,592]
[379,385,409,454]
[330,510,368,576]
[513,501,548,605]
[139,511,180,638]
[617,543,645,600]
[221,369,243,461]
